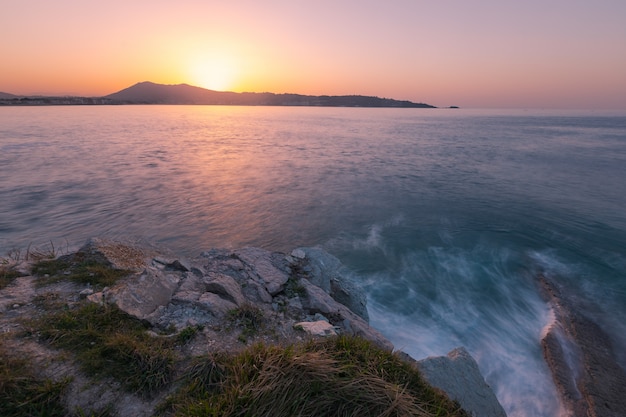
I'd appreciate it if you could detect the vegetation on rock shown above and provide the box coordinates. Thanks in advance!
[0,337,69,417]
[32,256,131,288]
[0,241,475,416]
[158,335,468,417]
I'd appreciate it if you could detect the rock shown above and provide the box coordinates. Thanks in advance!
[294,320,338,337]
[197,292,237,318]
[291,248,306,259]
[299,278,392,350]
[165,259,190,272]
[99,268,181,321]
[74,237,150,272]
[204,273,246,306]
[417,347,507,417]
[244,280,273,304]
[77,239,392,350]
[233,247,289,295]
[294,247,338,292]
[79,288,94,299]
[295,247,369,321]
[539,275,626,417]
[329,275,368,322]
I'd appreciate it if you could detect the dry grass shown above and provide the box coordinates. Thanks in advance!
[0,337,69,417]
[158,336,468,417]
[32,257,131,288]
[0,266,23,290]
[29,302,174,397]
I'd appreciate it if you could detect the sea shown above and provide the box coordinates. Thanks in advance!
[1,105,625,416]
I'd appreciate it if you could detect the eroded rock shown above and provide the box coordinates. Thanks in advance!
[539,275,626,417]
[294,246,369,321]
[417,347,507,417]
[299,278,392,350]
[96,268,181,321]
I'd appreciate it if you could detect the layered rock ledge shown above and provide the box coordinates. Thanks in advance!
[539,274,626,417]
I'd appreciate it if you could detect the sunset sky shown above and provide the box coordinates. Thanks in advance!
[2,0,625,108]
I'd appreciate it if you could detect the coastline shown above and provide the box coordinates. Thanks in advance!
[1,237,504,416]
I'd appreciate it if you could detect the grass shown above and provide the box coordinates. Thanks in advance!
[5,248,471,416]
[0,337,69,417]
[285,264,308,298]
[32,256,131,288]
[0,266,23,290]
[175,325,204,345]
[157,335,469,417]
[30,302,174,397]
[227,303,265,343]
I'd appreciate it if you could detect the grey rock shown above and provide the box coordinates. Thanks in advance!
[244,280,273,304]
[295,247,369,321]
[299,278,392,350]
[417,347,507,417]
[204,273,246,306]
[100,268,181,321]
[295,247,338,292]
[165,259,190,272]
[234,247,289,295]
[79,288,94,299]
[197,292,237,318]
[79,239,392,352]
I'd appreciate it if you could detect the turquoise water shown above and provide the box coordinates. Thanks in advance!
[1,106,625,416]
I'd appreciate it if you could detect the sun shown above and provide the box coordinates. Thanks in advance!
[188,55,238,92]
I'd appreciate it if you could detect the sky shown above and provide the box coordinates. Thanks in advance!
[2,0,626,109]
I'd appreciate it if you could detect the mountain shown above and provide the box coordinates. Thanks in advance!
[105,81,436,108]
[0,92,17,99]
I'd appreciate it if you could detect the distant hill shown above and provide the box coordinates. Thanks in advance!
[105,82,436,108]
[0,82,437,108]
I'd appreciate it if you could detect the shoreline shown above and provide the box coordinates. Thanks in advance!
[1,237,505,416]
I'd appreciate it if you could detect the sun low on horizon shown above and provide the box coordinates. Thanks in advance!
[1,1,626,108]
[186,54,240,92]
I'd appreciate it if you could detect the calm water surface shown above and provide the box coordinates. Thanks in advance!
[2,105,625,416]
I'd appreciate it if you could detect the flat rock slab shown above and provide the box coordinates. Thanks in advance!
[76,237,154,272]
[93,268,181,320]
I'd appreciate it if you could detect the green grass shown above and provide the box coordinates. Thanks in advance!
[284,262,307,298]
[157,335,469,417]
[9,251,471,416]
[227,303,265,343]
[0,337,69,417]
[32,302,174,397]
[32,257,131,288]
[175,325,203,345]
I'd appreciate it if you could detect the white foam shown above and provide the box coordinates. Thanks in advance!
[366,246,563,417]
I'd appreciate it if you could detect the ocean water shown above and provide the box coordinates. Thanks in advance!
[1,105,625,416]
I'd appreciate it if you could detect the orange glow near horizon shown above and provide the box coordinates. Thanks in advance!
[1,1,626,108]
